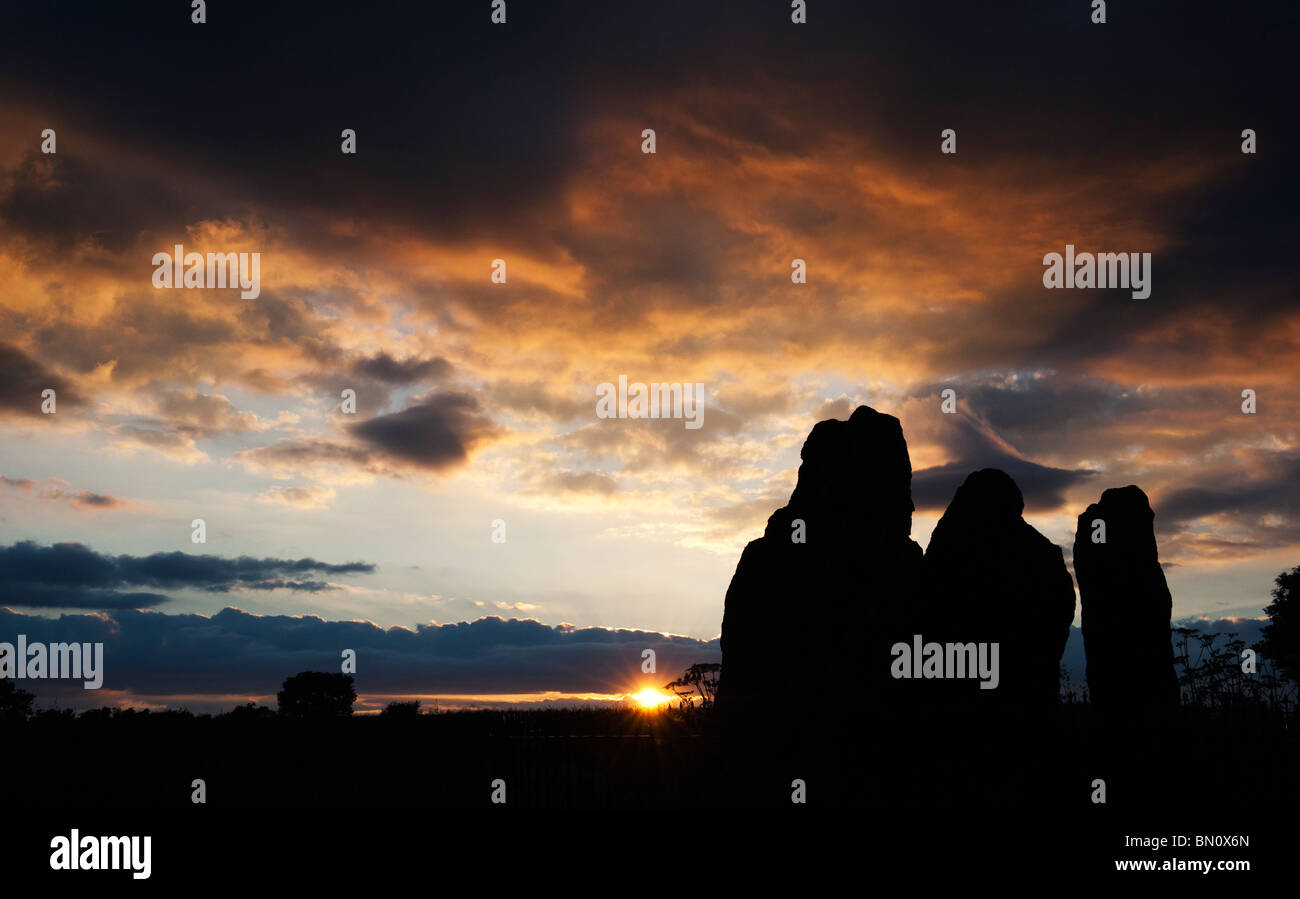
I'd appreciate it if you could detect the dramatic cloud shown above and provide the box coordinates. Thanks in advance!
[349,392,503,471]
[910,412,1096,512]
[351,352,451,385]
[0,542,375,609]
[0,1,1292,645]
[234,392,505,481]
[913,458,1095,513]
[0,342,82,416]
[1159,454,1300,529]
[1152,451,1300,561]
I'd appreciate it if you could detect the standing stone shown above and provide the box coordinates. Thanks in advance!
[718,406,923,799]
[1073,485,1179,711]
[923,468,1076,706]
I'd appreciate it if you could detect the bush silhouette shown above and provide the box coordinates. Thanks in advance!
[664,662,720,708]
[382,700,421,717]
[276,671,357,718]
[1260,565,1300,685]
[226,702,276,721]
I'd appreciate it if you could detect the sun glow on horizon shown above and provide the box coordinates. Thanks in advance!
[632,687,672,709]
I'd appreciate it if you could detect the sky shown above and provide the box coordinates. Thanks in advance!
[0,1,1296,709]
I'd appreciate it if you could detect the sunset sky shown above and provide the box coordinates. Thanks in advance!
[0,1,1295,709]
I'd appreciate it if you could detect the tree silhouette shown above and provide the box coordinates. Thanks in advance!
[382,700,421,717]
[0,678,35,723]
[225,702,276,721]
[276,671,357,718]
[1260,565,1300,685]
[664,662,721,709]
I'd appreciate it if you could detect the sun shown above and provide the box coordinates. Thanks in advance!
[632,687,671,709]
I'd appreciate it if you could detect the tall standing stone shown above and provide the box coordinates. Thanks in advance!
[923,468,1076,706]
[717,405,923,799]
[1073,485,1179,711]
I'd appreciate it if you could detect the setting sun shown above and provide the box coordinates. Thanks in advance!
[632,688,672,709]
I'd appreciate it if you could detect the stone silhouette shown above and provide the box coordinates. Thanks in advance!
[719,405,921,710]
[922,468,1076,706]
[715,408,1188,808]
[1073,485,1179,711]
[717,405,923,798]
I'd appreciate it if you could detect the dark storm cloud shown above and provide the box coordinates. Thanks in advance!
[910,378,1246,463]
[0,606,721,699]
[1,587,170,611]
[112,550,374,589]
[1157,454,1300,535]
[912,413,1095,511]
[913,458,1094,513]
[350,392,502,470]
[351,352,451,385]
[0,541,375,609]
[1,2,590,248]
[0,342,82,416]
[952,378,1148,434]
[0,150,196,258]
[5,0,1289,247]
[235,392,504,478]
[0,0,1290,395]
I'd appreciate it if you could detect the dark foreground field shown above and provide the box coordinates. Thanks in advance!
[3,702,1295,813]
[4,702,1295,883]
